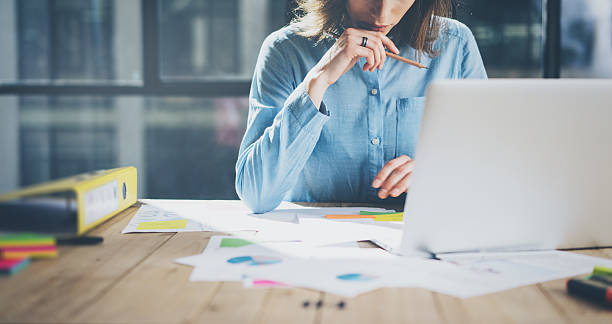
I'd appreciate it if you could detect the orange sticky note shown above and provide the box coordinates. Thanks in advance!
[324,214,376,219]
[0,245,58,259]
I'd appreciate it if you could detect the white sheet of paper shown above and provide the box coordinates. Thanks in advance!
[428,250,612,297]
[121,204,210,233]
[242,248,426,297]
[252,207,396,224]
[177,236,415,296]
[131,200,402,247]
[246,217,402,246]
[139,199,303,232]
[180,236,368,282]
[175,236,612,298]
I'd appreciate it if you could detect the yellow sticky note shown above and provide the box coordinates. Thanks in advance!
[374,215,403,222]
[136,219,188,230]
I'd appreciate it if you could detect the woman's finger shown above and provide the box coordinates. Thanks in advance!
[362,30,399,54]
[364,35,385,71]
[379,160,414,192]
[372,155,412,188]
[344,28,395,71]
[380,34,400,54]
[377,38,386,69]
[362,31,398,69]
[352,34,381,72]
[354,45,375,72]
[365,33,387,70]
[389,172,412,197]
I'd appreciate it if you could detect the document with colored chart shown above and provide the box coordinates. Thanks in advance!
[121,204,211,233]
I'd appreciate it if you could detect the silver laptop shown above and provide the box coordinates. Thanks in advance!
[400,79,612,255]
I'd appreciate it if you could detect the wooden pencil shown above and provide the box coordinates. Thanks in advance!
[385,51,428,69]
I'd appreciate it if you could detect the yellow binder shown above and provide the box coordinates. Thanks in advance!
[0,167,137,235]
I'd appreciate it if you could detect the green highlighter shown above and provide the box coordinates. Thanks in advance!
[566,266,612,307]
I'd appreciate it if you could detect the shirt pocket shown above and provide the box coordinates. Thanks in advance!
[396,96,426,159]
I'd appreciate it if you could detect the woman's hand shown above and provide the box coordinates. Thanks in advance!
[371,155,414,199]
[304,28,399,108]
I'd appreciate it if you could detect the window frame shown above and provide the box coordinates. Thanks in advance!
[0,0,562,97]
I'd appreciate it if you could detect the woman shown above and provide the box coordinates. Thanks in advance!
[235,0,487,213]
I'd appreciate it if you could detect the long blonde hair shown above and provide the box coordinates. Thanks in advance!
[292,0,452,61]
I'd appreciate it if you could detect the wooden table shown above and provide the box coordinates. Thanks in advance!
[1,203,611,324]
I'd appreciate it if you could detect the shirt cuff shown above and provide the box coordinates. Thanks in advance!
[319,101,330,116]
[286,82,331,129]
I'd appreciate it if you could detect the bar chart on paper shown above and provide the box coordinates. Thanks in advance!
[122,204,209,233]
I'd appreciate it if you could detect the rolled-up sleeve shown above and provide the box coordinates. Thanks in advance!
[235,35,330,213]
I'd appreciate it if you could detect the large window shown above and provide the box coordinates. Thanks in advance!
[6,0,141,84]
[15,95,247,199]
[0,0,610,198]
[0,0,286,198]
[456,0,543,77]
[560,0,612,78]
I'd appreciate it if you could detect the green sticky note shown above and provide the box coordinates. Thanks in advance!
[136,219,188,230]
[220,238,254,248]
[360,211,403,216]
[0,233,55,247]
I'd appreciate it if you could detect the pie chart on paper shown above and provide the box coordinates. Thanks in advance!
[226,255,282,266]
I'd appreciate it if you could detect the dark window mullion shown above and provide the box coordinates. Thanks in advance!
[543,0,561,78]
[0,82,250,97]
[142,0,160,87]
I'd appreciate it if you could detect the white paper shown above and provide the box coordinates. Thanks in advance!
[252,207,396,224]
[179,236,361,282]
[127,200,402,247]
[176,235,612,298]
[243,248,425,297]
[176,235,433,297]
[429,250,612,297]
[121,204,210,233]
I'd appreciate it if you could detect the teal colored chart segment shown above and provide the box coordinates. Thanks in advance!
[226,255,282,266]
[336,273,378,281]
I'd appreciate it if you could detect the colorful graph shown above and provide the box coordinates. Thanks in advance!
[336,273,379,282]
[227,255,282,266]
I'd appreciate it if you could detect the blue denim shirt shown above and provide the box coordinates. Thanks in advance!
[236,18,487,213]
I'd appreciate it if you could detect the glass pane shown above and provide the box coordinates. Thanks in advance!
[561,0,612,78]
[1,95,248,199]
[455,0,543,77]
[0,0,142,85]
[159,0,288,80]
[144,97,248,198]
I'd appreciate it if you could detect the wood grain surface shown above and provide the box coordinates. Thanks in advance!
[1,203,610,324]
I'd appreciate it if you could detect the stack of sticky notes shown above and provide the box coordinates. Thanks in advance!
[325,211,404,222]
[0,233,58,276]
[0,258,30,275]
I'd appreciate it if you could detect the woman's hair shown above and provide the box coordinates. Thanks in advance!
[292,0,453,61]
